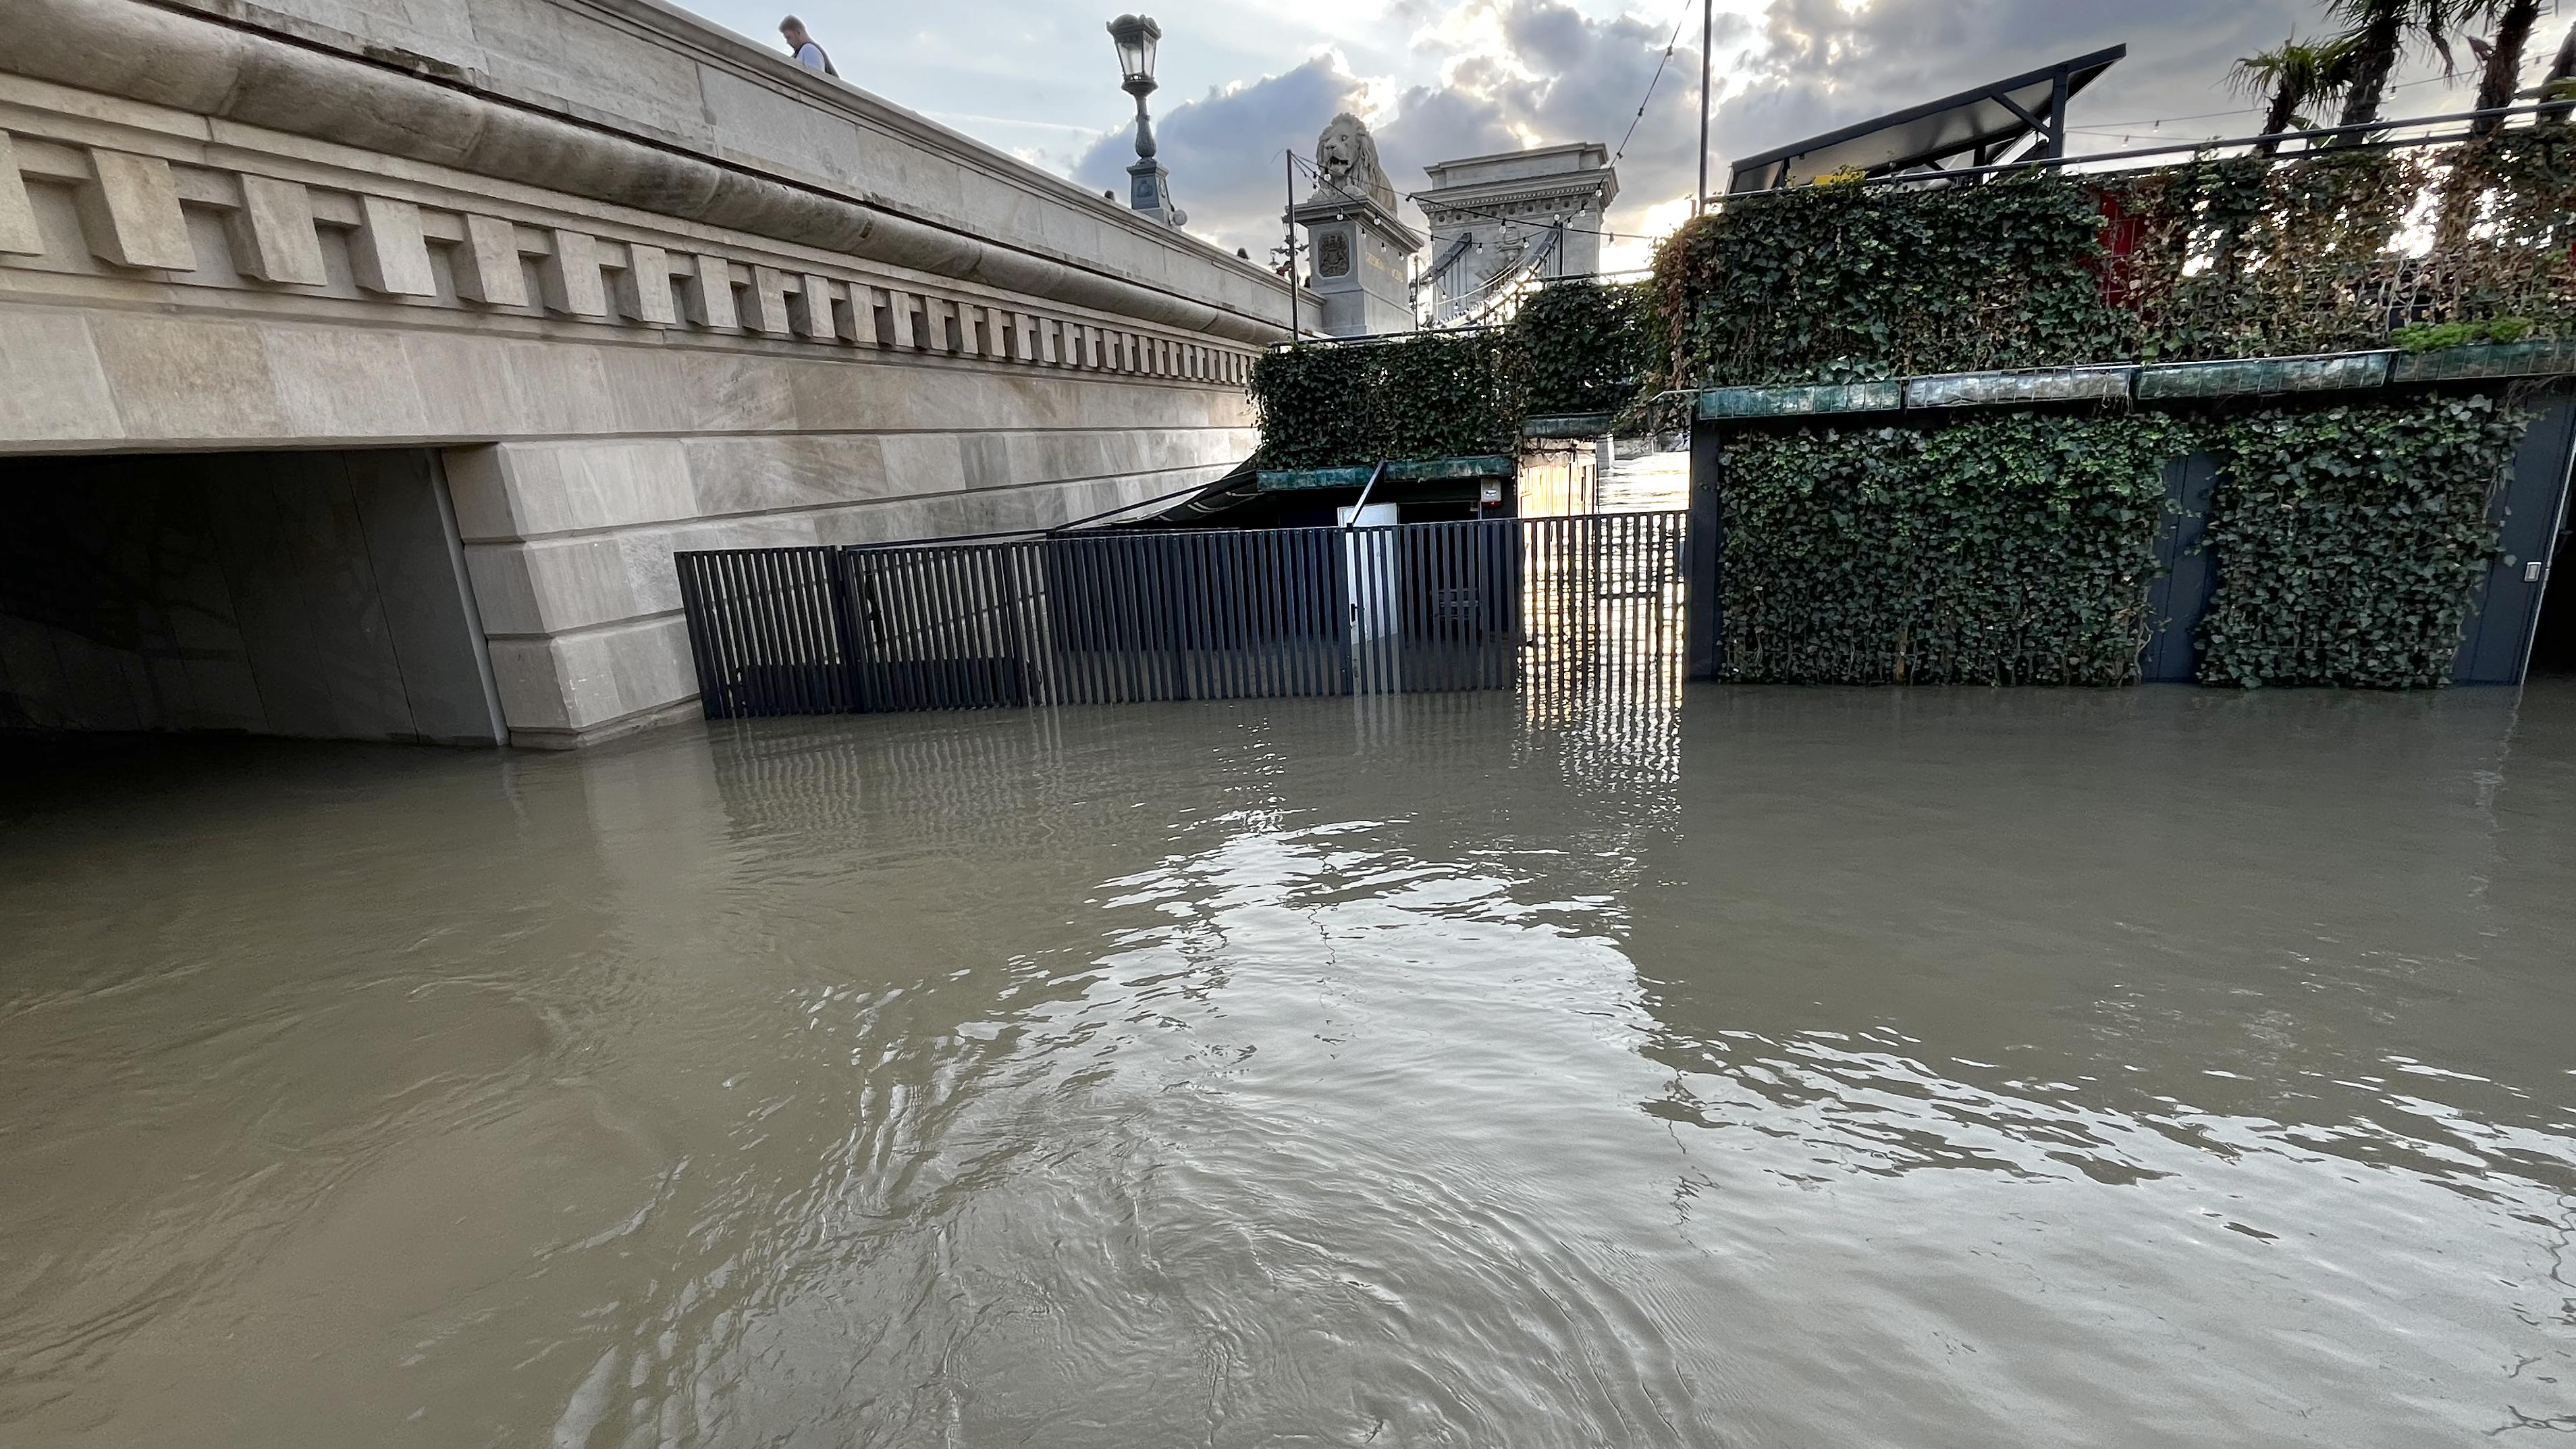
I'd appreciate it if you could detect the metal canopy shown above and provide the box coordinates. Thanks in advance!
[1725,45,2126,193]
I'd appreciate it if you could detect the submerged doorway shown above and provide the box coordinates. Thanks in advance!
[0,449,504,745]
[2532,524,2576,677]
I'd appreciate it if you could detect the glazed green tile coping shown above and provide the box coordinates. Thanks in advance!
[1695,346,2576,424]
[1254,456,1518,492]
[1697,382,1904,421]
[2132,352,2394,399]
[1521,413,1617,440]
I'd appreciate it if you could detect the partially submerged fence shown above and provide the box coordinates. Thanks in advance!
[676,512,1688,718]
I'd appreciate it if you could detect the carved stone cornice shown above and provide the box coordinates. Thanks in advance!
[0,79,1258,390]
[1416,177,1615,227]
[0,0,1295,343]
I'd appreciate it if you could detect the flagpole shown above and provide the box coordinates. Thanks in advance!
[1696,0,1711,215]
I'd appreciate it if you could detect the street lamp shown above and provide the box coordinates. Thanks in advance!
[1108,14,1158,102]
[1106,14,1182,226]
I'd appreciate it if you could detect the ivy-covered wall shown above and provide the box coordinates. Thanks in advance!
[1715,392,2535,689]
[1514,280,1657,416]
[2197,395,2530,688]
[1657,132,2576,390]
[1720,414,2185,684]
[1242,134,2567,693]
[1250,332,1528,470]
[1252,134,2576,471]
[1248,280,1655,470]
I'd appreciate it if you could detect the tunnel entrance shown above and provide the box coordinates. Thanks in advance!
[0,450,504,745]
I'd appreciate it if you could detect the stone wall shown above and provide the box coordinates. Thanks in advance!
[0,0,1295,746]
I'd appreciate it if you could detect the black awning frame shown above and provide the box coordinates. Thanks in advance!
[1725,45,2126,194]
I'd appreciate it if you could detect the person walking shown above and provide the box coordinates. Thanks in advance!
[778,16,836,76]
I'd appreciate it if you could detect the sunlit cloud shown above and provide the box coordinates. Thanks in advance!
[674,0,2498,275]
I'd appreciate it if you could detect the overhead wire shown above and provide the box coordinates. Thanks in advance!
[1280,6,1706,283]
[1613,0,1698,166]
[1410,195,1664,243]
[1289,148,1663,244]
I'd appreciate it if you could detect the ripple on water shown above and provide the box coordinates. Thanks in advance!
[1,687,2573,1446]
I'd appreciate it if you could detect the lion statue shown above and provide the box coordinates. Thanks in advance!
[1312,112,1397,213]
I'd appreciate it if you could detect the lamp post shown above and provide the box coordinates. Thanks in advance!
[1107,15,1182,226]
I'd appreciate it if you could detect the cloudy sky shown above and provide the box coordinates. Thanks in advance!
[696,0,2544,270]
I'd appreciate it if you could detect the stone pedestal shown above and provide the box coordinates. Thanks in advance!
[1292,195,1420,338]
[1126,157,1177,227]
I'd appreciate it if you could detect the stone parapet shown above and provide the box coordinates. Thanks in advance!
[0,77,1262,444]
[0,0,1304,344]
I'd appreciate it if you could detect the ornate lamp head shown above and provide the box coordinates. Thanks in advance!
[1106,15,1160,97]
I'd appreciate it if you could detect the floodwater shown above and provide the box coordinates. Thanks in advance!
[3,683,2574,1448]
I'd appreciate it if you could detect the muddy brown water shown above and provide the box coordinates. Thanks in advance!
[3,684,2573,1447]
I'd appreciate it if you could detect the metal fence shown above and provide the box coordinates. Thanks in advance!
[675,512,1688,717]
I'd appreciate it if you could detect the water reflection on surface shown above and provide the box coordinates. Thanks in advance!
[2,684,2573,1446]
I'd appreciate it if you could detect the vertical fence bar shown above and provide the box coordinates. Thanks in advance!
[747,549,789,714]
[1090,536,1122,704]
[676,555,716,718]
[892,549,928,712]
[939,549,972,707]
[724,552,754,714]
[1430,522,1451,694]
[867,550,904,713]
[792,549,832,713]
[1082,535,1117,706]
[775,549,811,716]
[965,547,990,708]
[1113,535,1146,704]
[782,550,813,711]
[1223,530,1249,700]
[1420,523,1441,695]
[993,542,1027,708]
[1078,537,1111,706]
[1179,532,1202,702]
[1050,539,1079,708]
[1247,529,1272,698]
[725,550,762,714]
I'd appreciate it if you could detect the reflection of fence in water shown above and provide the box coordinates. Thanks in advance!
[675,510,1689,717]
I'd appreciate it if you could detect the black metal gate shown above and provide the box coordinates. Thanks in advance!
[676,512,1686,718]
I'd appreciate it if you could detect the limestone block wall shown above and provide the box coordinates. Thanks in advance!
[437,364,1251,747]
[0,10,1278,746]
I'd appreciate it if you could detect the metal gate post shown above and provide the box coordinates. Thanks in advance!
[1684,417,1725,680]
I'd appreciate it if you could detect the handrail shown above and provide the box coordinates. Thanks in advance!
[1439,226,1565,329]
[1412,232,1478,298]
[1045,473,1254,535]
[1717,102,2571,197]
[838,476,1244,550]
[1343,460,1390,526]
